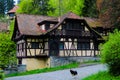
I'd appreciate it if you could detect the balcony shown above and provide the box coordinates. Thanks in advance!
[54,29,91,37]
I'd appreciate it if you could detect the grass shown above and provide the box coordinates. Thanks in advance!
[82,71,120,80]
[6,62,79,77]
[6,60,100,78]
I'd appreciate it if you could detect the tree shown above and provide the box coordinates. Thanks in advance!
[17,0,52,15]
[101,30,120,76]
[0,33,16,69]
[0,0,5,17]
[82,0,98,18]
[48,0,85,16]
[0,21,16,69]
[17,0,98,17]
[97,0,120,28]
[0,0,14,15]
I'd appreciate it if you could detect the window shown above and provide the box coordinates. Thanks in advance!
[9,13,15,17]
[94,42,99,50]
[77,42,90,50]
[45,23,50,30]
[31,42,39,49]
[59,42,64,50]
[65,22,84,30]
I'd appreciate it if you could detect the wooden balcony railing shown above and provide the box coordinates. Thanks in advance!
[54,29,91,37]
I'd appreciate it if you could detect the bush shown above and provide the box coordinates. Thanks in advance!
[101,30,120,76]
[0,20,16,69]
[0,71,4,80]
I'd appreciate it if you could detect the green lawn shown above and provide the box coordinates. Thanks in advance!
[6,60,100,78]
[6,62,79,77]
[82,71,120,80]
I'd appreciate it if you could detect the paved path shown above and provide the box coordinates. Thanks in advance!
[5,64,107,80]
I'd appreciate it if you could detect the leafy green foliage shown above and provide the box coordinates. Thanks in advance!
[16,0,98,17]
[0,71,4,80]
[83,71,120,80]
[0,20,16,69]
[0,15,9,23]
[48,0,84,16]
[101,30,120,76]
[0,33,16,69]
[17,0,51,15]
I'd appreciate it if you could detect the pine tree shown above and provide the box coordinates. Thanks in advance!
[0,0,5,17]
[0,0,14,16]
[82,0,98,18]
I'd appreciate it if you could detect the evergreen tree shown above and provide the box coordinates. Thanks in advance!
[82,0,98,18]
[0,0,5,17]
[0,0,14,15]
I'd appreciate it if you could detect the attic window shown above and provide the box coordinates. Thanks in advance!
[41,25,45,31]
[8,13,15,17]
[66,22,84,30]
[40,23,50,31]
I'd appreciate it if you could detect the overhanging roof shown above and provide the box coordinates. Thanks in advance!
[16,14,57,36]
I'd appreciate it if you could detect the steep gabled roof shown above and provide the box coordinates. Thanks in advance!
[44,12,102,39]
[81,17,103,28]
[13,12,103,41]
[44,12,83,34]
[61,11,81,20]
[15,14,57,36]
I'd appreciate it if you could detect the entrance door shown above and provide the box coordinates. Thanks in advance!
[49,40,59,56]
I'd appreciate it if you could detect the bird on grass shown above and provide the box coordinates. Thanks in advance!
[70,69,78,76]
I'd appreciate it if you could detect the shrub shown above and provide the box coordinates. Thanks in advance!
[101,30,120,76]
[0,71,4,80]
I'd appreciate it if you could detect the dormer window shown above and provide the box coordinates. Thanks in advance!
[41,25,45,31]
[8,13,15,17]
[40,23,50,31]
[38,20,58,31]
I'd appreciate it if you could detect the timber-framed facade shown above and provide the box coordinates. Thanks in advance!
[12,12,104,70]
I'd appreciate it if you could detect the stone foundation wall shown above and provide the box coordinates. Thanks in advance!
[4,65,26,74]
[50,56,100,67]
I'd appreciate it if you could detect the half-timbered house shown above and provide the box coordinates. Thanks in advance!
[12,12,104,70]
